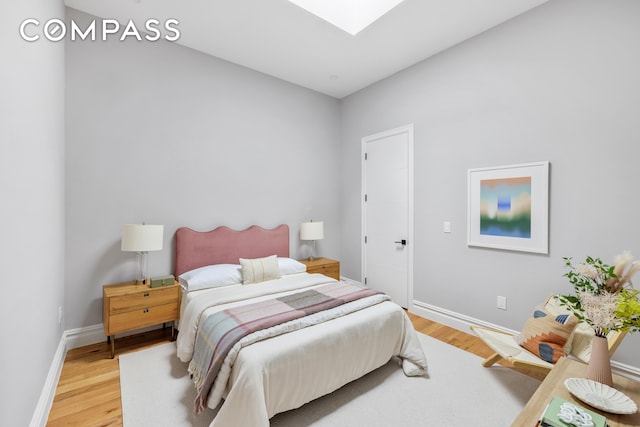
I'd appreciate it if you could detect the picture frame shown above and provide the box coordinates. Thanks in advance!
[467,161,549,254]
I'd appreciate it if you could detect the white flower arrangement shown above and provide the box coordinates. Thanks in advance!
[559,252,640,338]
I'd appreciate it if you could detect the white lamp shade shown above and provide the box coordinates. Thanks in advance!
[300,221,324,241]
[121,224,164,252]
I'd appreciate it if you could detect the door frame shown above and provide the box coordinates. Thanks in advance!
[361,124,414,308]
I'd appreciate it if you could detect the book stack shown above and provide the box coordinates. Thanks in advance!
[536,396,607,427]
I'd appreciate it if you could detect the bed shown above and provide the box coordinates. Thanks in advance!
[174,224,428,427]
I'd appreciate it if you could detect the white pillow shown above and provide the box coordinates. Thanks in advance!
[178,264,242,291]
[278,257,307,275]
[240,255,280,284]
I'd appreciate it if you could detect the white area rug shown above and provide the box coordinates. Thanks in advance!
[119,334,540,426]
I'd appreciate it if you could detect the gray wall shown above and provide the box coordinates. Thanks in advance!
[339,0,640,367]
[0,0,66,425]
[65,9,341,331]
[13,3,640,421]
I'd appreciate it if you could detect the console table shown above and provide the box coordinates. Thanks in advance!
[512,357,640,427]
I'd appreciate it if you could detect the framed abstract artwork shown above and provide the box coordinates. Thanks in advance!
[467,161,549,253]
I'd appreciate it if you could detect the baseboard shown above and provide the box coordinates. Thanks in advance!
[31,322,164,426]
[29,333,66,427]
[65,324,105,349]
[411,299,640,381]
[609,360,640,382]
[411,299,518,335]
[340,276,361,286]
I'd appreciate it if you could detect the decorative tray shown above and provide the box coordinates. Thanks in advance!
[564,378,638,415]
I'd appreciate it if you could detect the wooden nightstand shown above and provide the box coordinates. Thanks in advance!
[299,257,340,281]
[103,280,180,358]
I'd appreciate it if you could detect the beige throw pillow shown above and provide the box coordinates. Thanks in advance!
[239,255,280,284]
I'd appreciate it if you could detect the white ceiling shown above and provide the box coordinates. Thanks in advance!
[64,0,548,99]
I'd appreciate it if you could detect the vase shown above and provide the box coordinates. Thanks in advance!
[586,335,613,387]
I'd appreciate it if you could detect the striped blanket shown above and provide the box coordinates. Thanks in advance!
[190,282,381,413]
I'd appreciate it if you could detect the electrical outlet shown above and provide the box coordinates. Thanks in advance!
[58,306,63,324]
[497,296,507,310]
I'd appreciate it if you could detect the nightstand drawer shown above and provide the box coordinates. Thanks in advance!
[103,280,181,358]
[109,286,179,314]
[299,258,340,281]
[310,264,339,280]
[109,303,178,333]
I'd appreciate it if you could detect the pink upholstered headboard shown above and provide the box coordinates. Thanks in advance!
[174,224,289,278]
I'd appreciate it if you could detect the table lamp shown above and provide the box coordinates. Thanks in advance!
[121,223,164,285]
[300,220,324,260]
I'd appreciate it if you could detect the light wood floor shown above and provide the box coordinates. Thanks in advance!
[46,313,531,426]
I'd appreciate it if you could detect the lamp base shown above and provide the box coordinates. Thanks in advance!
[136,252,150,286]
[307,240,319,262]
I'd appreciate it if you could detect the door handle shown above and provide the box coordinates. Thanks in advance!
[394,239,407,246]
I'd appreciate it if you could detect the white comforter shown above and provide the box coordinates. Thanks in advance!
[177,273,428,427]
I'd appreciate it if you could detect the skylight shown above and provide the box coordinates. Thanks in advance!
[288,0,406,35]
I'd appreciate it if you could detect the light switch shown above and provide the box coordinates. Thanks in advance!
[443,221,451,233]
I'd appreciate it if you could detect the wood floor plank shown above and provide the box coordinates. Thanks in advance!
[57,366,119,389]
[47,383,120,421]
[46,312,525,425]
[53,374,120,405]
[47,397,122,427]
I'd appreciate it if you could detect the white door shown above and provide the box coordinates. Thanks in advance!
[362,125,413,308]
